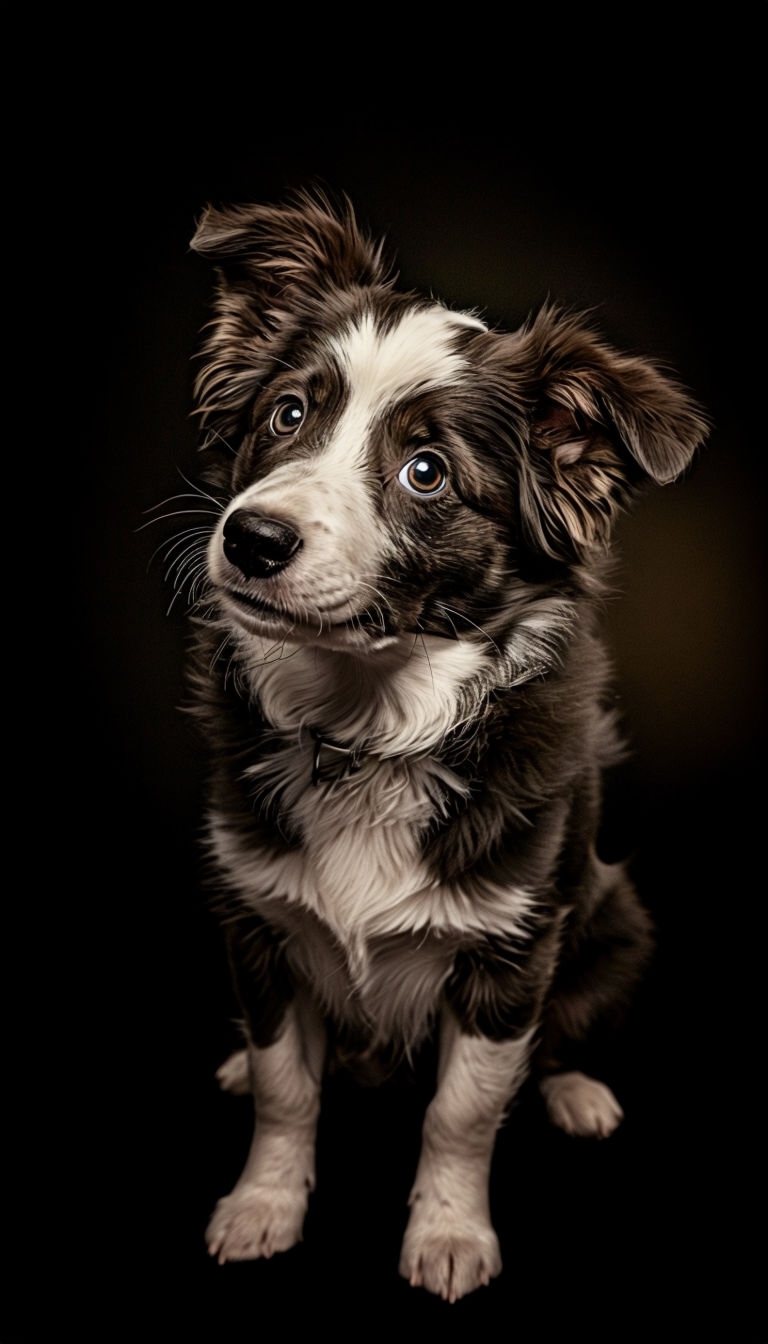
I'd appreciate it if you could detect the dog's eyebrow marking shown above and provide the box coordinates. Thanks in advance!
[327,308,484,410]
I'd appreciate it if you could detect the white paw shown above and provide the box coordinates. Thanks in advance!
[206,1186,307,1263]
[540,1070,624,1138]
[399,1212,501,1302]
[215,1050,250,1095]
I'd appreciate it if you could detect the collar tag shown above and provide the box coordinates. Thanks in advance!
[311,728,363,786]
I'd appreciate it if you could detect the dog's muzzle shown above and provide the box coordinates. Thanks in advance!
[223,509,302,578]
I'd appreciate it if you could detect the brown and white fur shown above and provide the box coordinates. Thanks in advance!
[175,188,708,1302]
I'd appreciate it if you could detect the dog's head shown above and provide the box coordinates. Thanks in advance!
[188,188,708,658]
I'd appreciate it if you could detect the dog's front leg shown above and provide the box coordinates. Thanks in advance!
[206,991,325,1263]
[399,1006,535,1302]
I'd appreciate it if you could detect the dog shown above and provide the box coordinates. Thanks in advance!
[174,187,708,1302]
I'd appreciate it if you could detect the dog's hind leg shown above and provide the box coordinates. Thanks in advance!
[536,858,654,1138]
[399,1007,536,1303]
[215,1049,250,1095]
[538,1069,625,1137]
[206,992,325,1263]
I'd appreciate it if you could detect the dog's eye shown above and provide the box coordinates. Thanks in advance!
[397,452,448,497]
[269,397,305,436]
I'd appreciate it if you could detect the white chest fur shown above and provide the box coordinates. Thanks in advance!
[240,632,488,756]
[209,635,538,998]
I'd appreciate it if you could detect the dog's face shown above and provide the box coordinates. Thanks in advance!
[206,300,505,654]
[205,298,546,657]
[190,191,707,659]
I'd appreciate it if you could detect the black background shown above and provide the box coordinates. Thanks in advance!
[16,17,764,1342]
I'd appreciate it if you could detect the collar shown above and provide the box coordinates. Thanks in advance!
[306,652,550,787]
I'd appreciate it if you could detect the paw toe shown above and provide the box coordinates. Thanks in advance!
[206,1188,306,1262]
[400,1226,501,1302]
[540,1071,624,1138]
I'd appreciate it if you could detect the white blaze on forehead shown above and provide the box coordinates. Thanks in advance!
[328,307,485,422]
[305,306,486,496]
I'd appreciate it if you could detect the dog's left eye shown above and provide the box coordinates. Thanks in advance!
[269,397,305,436]
[397,452,448,497]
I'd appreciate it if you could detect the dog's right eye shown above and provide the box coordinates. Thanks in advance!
[269,397,305,436]
[397,451,448,497]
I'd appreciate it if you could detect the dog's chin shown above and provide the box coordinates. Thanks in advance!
[218,587,401,654]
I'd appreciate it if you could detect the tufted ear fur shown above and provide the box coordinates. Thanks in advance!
[191,187,391,308]
[511,306,710,561]
[189,187,395,440]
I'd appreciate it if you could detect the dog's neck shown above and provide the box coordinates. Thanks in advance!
[228,601,575,766]
[243,634,489,759]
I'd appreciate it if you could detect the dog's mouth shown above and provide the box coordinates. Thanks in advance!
[219,583,400,648]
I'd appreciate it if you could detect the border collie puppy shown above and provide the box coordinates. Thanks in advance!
[178,188,707,1302]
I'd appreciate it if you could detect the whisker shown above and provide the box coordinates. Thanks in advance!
[418,632,436,692]
[140,468,226,527]
[261,352,299,373]
[354,579,392,637]
[158,526,211,563]
[199,425,238,457]
[164,539,208,590]
[433,602,502,654]
[143,468,225,614]
[137,505,219,533]
[148,525,211,571]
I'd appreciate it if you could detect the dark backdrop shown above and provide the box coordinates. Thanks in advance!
[18,20,764,1343]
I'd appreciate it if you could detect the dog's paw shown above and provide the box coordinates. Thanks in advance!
[539,1070,624,1138]
[215,1050,250,1095]
[206,1187,307,1263]
[399,1218,501,1303]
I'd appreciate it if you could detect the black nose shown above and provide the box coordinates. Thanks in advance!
[222,509,302,578]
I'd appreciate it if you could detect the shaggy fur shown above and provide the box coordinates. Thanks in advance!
[167,188,708,1301]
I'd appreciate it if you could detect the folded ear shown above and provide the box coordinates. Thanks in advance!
[191,186,392,325]
[514,305,710,560]
[189,187,393,440]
